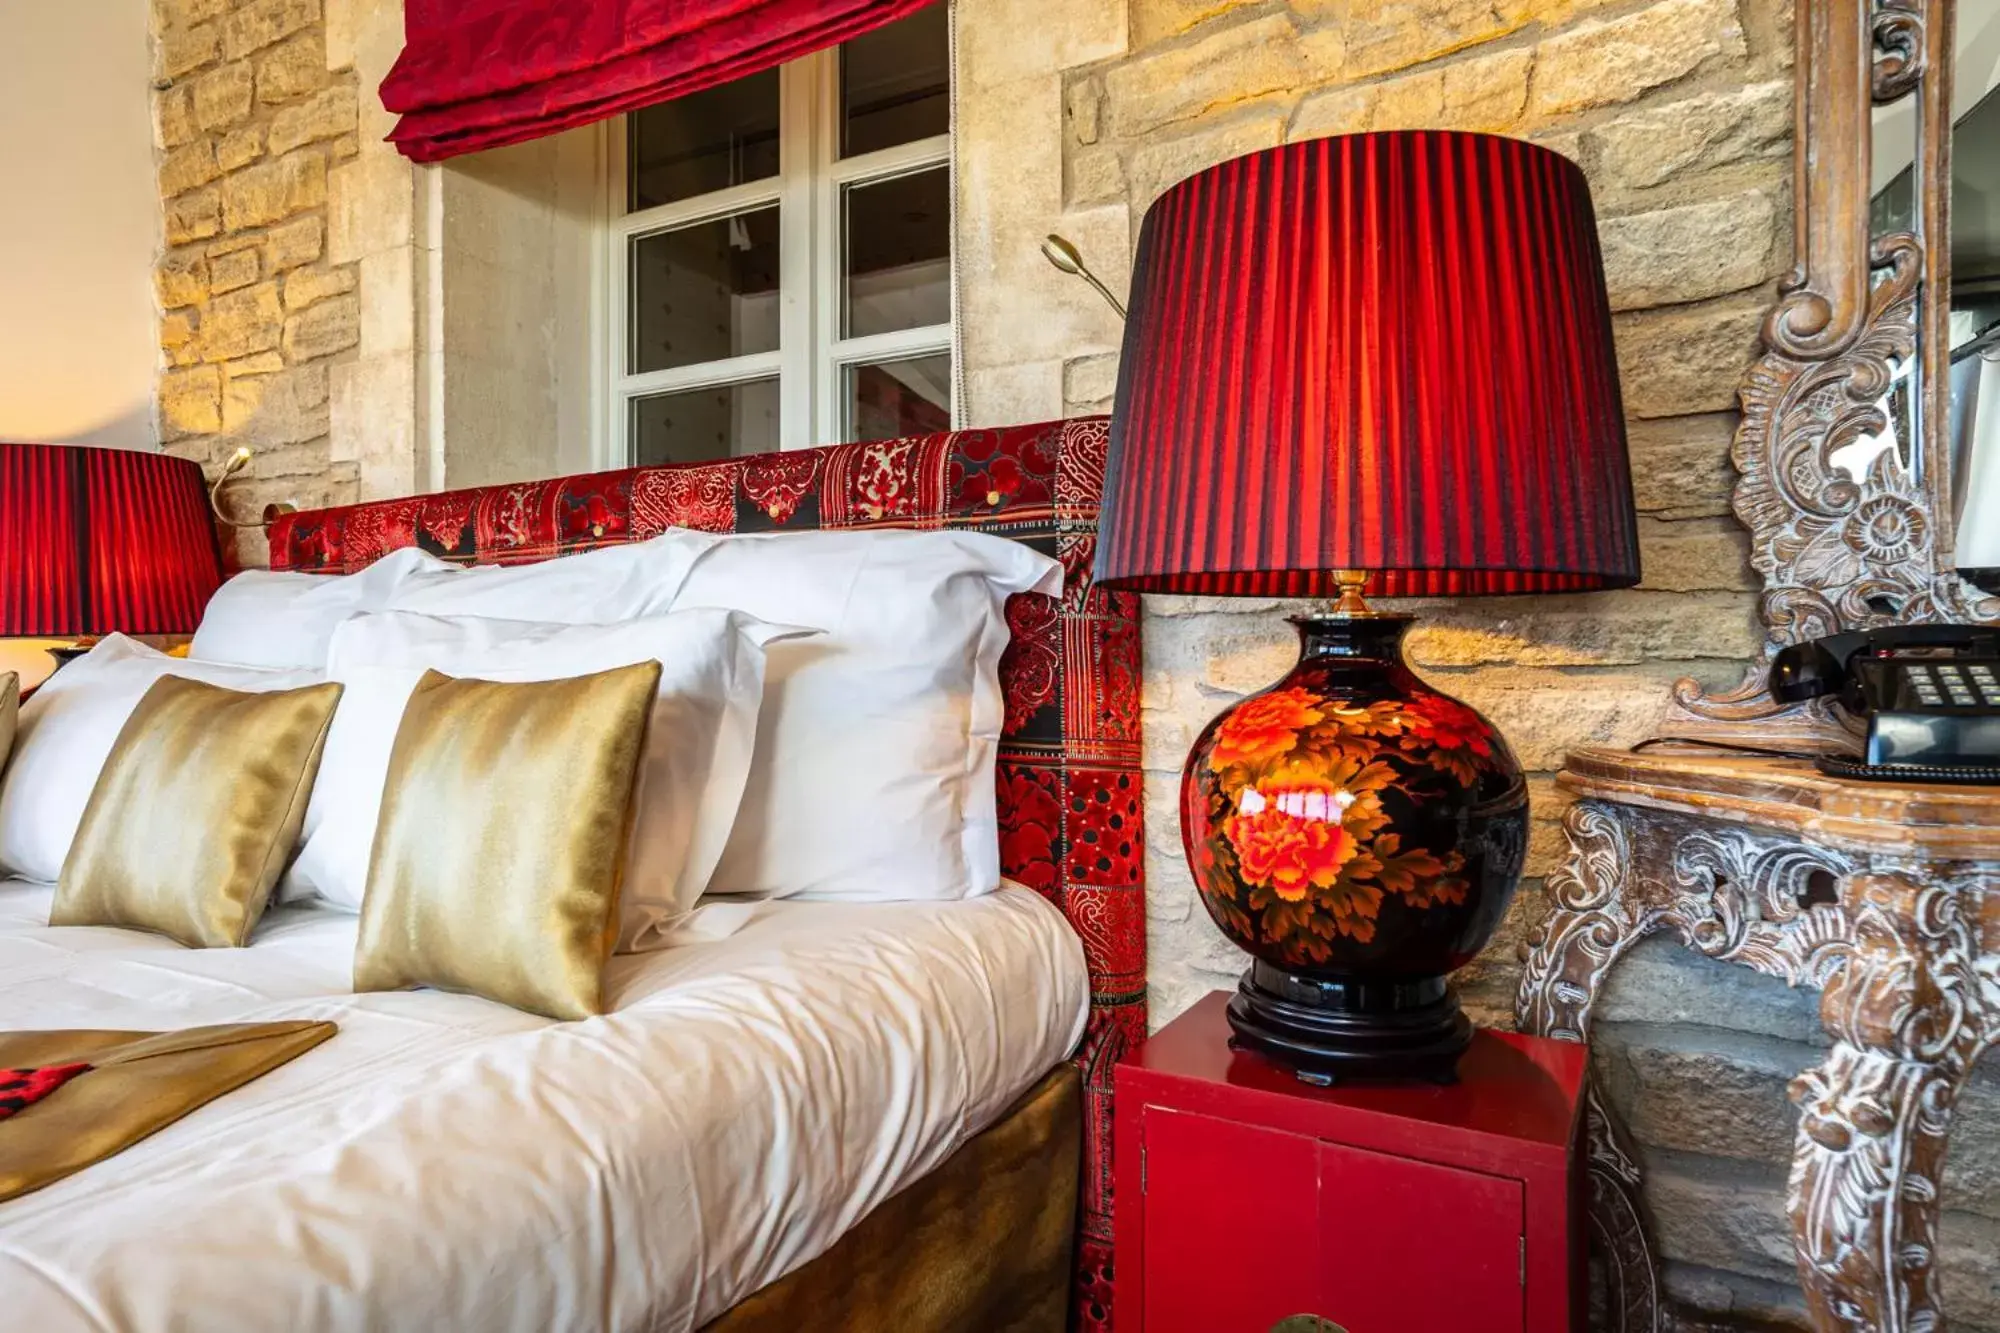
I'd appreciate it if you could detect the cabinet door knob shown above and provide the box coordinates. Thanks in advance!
[1270,1319,1347,1333]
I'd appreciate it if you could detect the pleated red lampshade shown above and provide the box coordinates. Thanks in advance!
[1095,130,1640,598]
[0,443,224,637]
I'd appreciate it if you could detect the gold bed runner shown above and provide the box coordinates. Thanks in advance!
[0,1020,335,1203]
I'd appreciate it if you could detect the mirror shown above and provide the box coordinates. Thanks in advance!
[1946,12,2000,588]
[1850,8,2000,590]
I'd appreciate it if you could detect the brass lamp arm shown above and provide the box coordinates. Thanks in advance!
[209,447,297,529]
[1040,234,1127,321]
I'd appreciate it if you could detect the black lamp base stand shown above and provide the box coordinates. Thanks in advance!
[1226,961,1472,1085]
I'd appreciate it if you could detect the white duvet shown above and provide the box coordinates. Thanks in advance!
[0,880,1088,1333]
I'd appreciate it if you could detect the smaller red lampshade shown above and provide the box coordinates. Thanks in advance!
[0,443,224,638]
[1095,130,1639,598]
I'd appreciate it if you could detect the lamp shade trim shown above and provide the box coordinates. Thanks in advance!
[1096,130,1641,598]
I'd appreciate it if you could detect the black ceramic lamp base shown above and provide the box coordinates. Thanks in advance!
[1178,607,1528,1088]
[1226,962,1472,1084]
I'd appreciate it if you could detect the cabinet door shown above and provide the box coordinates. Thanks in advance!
[1140,1106,1322,1333]
[1317,1142,1525,1333]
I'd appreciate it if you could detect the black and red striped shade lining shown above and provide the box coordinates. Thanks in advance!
[1095,131,1640,598]
[0,443,224,637]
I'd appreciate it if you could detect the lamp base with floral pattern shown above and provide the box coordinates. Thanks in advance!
[1182,614,1529,1083]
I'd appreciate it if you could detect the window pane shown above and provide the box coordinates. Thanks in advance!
[632,379,780,466]
[630,208,780,374]
[847,353,951,442]
[628,71,780,211]
[843,168,950,339]
[841,7,950,158]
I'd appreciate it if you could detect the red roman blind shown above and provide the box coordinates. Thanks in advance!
[382,0,940,163]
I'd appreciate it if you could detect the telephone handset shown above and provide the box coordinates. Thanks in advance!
[1771,624,2000,782]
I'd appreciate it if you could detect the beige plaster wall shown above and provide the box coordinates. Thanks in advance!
[0,0,160,450]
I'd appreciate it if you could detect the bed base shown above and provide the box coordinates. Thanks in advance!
[704,1064,1080,1333]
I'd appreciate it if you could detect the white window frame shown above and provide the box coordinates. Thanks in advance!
[602,45,952,465]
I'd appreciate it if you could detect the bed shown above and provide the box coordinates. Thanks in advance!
[1,418,1145,1330]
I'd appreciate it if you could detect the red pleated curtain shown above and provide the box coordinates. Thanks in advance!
[383,0,940,163]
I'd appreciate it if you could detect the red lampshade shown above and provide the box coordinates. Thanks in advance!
[0,443,224,636]
[1096,131,1640,598]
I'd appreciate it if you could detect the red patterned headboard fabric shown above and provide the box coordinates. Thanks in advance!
[268,416,1143,1329]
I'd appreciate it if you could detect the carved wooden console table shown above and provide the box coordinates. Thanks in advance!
[1516,745,2000,1333]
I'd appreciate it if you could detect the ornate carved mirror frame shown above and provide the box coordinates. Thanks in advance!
[1665,0,1998,748]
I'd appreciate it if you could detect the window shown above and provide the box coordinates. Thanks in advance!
[609,9,952,467]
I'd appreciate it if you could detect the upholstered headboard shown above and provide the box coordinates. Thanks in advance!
[268,416,1142,1329]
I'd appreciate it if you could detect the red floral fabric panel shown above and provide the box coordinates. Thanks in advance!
[0,1062,91,1120]
[382,0,938,162]
[269,418,1144,1329]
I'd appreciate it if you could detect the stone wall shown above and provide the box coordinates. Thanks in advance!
[151,0,363,563]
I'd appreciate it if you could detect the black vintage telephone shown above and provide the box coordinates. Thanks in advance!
[1772,625,2000,782]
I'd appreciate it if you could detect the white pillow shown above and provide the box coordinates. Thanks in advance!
[288,609,805,951]
[0,635,326,883]
[190,547,461,669]
[666,527,1062,903]
[382,530,721,623]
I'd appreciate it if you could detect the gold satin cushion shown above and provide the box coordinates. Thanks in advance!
[0,672,17,771]
[353,662,661,1021]
[51,675,343,948]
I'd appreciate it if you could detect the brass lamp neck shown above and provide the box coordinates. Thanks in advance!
[1330,568,1375,617]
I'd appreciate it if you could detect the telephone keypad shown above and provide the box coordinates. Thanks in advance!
[1904,661,2000,708]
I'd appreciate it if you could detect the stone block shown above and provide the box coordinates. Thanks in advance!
[954,0,1125,90]
[1440,46,1534,133]
[1371,69,1444,131]
[269,84,357,155]
[1600,190,1778,311]
[1396,590,1761,668]
[257,32,326,103]
[1064,353,1119,412]
[165,187,222,244]
[208,247,261,295]
[1290,85,1374,140]
[222,0,321,61]
[198,281,283,363]
[1596,935,1824,1042]
[193,60,254,131]
[1592,80,1790,191]
[158,22,220,78]
[1131,0,1259,46]
[1628,413,1739,518]
[155,85,197,149]
[964,360,1063,431]
[1128,113,1285,210]
[160,310,199,357]
[282,293,361,360]
[155,247,209,309]
[265,215,324,270]
[222,147,327,230]
[1104,15,1303,138]
[1636,517,1756,592]
[1066,77,1103,147]
[1640,1161,1801,1281]
[1331,0,1533,81]
[159,141,221,198]
[1614,297,1767,419]
[1420,663,1687,771]
[1067,144,1127,207]
[217,125,264,171]
[283,265,358,310]
[328,150,413,263]
[164,0,233,24]
[224,351,287,377]
[1532,0,1747,118]
[160,365,223,435]
[221,364,330,444]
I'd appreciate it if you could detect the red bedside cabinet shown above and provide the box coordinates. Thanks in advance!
[1113,993,1588,1333]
